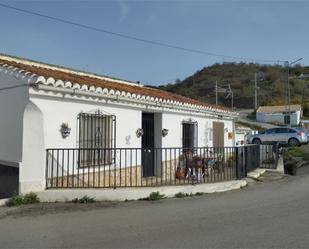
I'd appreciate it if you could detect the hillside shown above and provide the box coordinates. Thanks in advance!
[158,62,309,112]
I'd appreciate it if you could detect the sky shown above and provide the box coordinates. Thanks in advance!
[0,0,308,86]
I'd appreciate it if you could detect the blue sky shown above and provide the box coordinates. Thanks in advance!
[0,0,308,85]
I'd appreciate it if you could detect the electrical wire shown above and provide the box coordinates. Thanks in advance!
[0,2,285,64]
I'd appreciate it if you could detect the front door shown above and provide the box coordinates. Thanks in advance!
[213,121,224,147]
[142,113,155,177]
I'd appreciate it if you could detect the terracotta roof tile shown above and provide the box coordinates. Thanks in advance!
[0,56,231,112]
[257,105,301,113]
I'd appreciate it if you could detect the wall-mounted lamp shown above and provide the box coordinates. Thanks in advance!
[162,128,169,137]
[60,123,71,138]
[136,128,144,138]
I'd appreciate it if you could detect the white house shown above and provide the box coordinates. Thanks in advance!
[256,105,302,126]
[0,54,237,195]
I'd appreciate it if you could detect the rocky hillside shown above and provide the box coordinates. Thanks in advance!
[157,62,309,112]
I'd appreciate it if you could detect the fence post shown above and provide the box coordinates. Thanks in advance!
[235,147,241,179]
[45,149,48,189]
[243,146,248,177]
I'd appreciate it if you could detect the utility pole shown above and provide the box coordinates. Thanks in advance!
[228,84,233,110]
[215,81,218,106]
[254,72,257,110]
[285,58,303,126]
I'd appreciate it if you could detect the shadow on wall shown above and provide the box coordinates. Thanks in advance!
[0,165,19,198]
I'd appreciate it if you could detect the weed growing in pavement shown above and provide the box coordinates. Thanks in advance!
[71,195,95,203]
[5,192,40,207]
[139,191,165,201]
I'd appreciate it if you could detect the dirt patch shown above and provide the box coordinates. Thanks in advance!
[258,171,286,182]
[0,201,119,219]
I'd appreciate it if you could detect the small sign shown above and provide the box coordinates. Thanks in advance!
[228,132,233,140]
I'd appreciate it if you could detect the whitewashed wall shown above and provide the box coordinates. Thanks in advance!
[19,101,45,193]
[161,112,234,148]
[0,72,28,165]
[19,94,235,193]
[257,112,300,125]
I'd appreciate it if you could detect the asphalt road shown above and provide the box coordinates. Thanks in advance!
[1,172,309,248]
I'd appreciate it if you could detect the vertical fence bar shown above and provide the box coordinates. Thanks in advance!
[45,150,49,189]
[56,150,59,188]
[67,149,70,188]
[72,149,75,188]
[51,150,54,188]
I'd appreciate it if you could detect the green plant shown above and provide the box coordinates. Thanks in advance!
[5,195,24,207]
[174,192,189,198]
[195,192,204,196]
[5,192,40,207]
[23,192,40,204]
[140,191,165,201]
[148,192,165,201]
[71,195,95,203]
[287,147,309,161]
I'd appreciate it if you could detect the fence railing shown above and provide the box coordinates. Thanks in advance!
[259,144,279,169]
[45,144,278,189]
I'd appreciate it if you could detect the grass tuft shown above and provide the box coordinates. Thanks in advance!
[71,195,95,203]
[5,192,40,207]
[139,191,165,201]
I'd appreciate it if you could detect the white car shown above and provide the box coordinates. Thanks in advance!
[247,127,308,147]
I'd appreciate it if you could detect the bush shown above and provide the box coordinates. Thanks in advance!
[5,192,40,207]
[23,192,40,204]
[148,192,165,201]
[174,192,189,198]
[140,192,165,201]
[71,195,95,203]
[5,195,24,207]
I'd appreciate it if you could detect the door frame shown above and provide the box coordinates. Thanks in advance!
[213,121,224,147]
[141,113,155,177]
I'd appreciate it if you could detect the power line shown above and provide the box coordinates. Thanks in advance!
[0,3,285,64]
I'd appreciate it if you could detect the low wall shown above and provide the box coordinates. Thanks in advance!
[39,180,247,202]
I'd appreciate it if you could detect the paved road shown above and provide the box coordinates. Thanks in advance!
[1,172,309,248]
[236,109,276,129]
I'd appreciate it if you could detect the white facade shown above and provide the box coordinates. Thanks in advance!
[256,111,301,126]
[0,57,237,194]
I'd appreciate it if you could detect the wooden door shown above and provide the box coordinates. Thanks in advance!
[213,121,224,147]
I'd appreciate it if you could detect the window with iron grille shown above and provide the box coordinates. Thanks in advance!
[78,113,116,167]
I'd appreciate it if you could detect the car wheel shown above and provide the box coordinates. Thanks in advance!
[252,138,261,145]
[288,138,300,147]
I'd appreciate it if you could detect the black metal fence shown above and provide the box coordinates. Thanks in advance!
[45,144,278,189]
[259,144,279,169]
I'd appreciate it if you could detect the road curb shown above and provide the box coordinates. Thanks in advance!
[0,198,9,207]
[247,168,266,179]
[36,180,247,202]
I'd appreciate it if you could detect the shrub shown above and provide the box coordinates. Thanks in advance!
[5,192,40,207]
[5,195,24,207]
[71,195,95,204]
[174,192,189,198]
[140,192,165,201]
[23,192,40,204]
[148,192,165,201]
